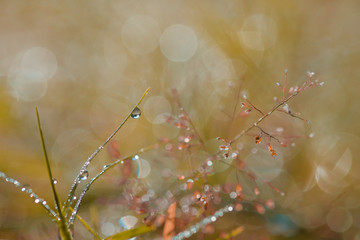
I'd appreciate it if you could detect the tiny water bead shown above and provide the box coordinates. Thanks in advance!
[131,107,141,119]
[52,178,57,184]
[103,164,111,169]
[79,169,89,181]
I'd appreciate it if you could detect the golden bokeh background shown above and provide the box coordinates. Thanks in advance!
[0,1,360,239]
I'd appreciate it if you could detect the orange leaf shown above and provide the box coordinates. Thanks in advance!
[163,202,176,240]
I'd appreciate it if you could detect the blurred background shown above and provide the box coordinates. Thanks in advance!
[0,0,360,239]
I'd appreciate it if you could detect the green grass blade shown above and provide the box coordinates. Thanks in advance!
[104,225,155,240]
[36,107,73,240]
[70,207,102,240]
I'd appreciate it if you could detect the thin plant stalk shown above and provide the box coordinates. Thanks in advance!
[36,107,73,240]
[104,224,156,240]
[64,88,150,214]
[70,207,101,240]
[68,144,157,226]
[0,171,58,220]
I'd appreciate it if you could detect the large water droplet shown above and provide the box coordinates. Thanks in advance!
[79,170,89,181]
[131,107,141,119]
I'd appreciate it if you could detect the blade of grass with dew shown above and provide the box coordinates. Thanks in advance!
[70,207,101,240]
[0,171,58,220]
[68,144,157,226]
[104,224,156,240]
[63,88,150,216]
[36,107,73,240]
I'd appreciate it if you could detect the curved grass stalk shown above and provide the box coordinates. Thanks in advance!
[36,107,73,240]
[64,88,151,215]
[68,144,157,226]
[70,207,102,240]
[104,224,156,240]
[0,171,57,220]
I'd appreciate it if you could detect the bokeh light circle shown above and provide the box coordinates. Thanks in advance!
[326,207,352,232]
[21,47,58,82]
[244,148,283,181]
[143,96,172,124]
[121,15,161,55]
[239,14,277,51]
[160,24,198,62]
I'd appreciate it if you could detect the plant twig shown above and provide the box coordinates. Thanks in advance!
[172,89,204,146]
[245,99,264,115]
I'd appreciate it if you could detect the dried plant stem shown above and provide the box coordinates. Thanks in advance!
[245,99,264,115]
[172,89,204,145]
[68,144,157,226]
[64,88,151,214]
[230,90,300,145]
[36,107,73,240]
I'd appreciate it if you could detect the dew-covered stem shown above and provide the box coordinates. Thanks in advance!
[67,144,157,226]
[0,171,58,220]
[172,205,235,240]
[36,107,73,240]
[63,88,151,214]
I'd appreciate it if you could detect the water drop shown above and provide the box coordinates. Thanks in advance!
[210,216,217,222]
[131,107,141,119]
[230,192,237,199]
[79,169,89,181]
[21,187,26,192]
[42,200,47,205]
[103,164,111,170]
[52,178,57,184]
[132,155,139,161]
[35,198,40,203]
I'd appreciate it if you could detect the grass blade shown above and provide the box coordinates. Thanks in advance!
[70,207,102,240]
[36,107,73,240]
[104,224,155,240]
